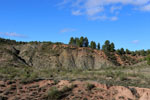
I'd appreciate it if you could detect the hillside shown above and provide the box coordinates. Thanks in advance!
[0,38,144,69]
[1,38,150,100]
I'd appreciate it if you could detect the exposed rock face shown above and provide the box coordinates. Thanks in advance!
[0,42,141,69]
[0,79,150,100]
[0,46,28,67]
[0,43,112,69]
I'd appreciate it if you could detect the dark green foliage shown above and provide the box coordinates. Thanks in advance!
[47,87,62,100]
[120,55,137,64]
[0,37,27,45]
[84,37,89,47]
[147,49,150,55]
[69,36,89,47]
[126,49,131,54]
[134,50,146,56]
[102,40,111,52]
[105,51,120,66]
[120,48,125,55]
[116,48,125,55]
[75,37,80,46]
[102,40,115,52]
[140,50,146,56]
[97,43,100,50]
[90,41,96,49]
[147,55,150,65]
[132,49,148,56]
[110,42,115,52]
[102,40,120,65]
[47,85,75,100]
[69,37,75,45]
[131,51,136,56]
[116,49,121,55]
[0,37,16,44]
[55,42,63,45]
[86,83,95,90]
[79,36,84,47]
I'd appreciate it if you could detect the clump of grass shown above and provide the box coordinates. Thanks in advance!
[86,83,95,90]
[119,75,128,81]
[47,85,75,100]
[20,67,39,84]
[47,87,62,100]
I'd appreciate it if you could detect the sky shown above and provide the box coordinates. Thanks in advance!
[0,0,150,50]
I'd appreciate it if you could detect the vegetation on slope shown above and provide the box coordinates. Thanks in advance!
[0,37,150,88]
[0,62,150,88]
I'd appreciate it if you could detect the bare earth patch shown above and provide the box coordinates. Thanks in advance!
[0,79,150,100]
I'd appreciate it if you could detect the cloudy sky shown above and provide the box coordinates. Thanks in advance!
[0,0,150,50]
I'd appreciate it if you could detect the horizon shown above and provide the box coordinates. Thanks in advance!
[0,0,150,51]
[1,36,150,52]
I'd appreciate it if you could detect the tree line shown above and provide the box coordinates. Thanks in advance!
[69,37,101,50]
[69,36,150,65]
[69,36,119,53]
[69,36,150,56]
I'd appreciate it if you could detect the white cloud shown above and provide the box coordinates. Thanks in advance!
[89,15,118,21]
[110,16,118,21]
[59,0,150,20]
[110,6,122,13]
[72,10,83,16]
[60,28,76,33]
[89,15,107,20]
[141,4,150,11]
[132,40,140,44]
[86,7,104,16]
[0,32,26,38]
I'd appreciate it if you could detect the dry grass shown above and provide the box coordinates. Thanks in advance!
[0,62,150,88]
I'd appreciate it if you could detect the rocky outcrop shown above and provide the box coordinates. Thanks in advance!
[0,42,141,69]
[0,43,112,69]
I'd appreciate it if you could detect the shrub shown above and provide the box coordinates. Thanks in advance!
[147,55,150,65]
[47,87,62,100]
[47,85,75,100]
[86,83,95,90]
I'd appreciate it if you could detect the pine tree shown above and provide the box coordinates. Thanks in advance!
[140,50,146,56]
[69,37,75,45]
[80,36,84,47]
[75,37,80,47]
[102,40,111,52]
[120,48,125,55]
[110,42,115,52]
[147,49,150,55]
[116,49,121,55]
[97,43,100,50]
[93,41,96,49]
[126,49,131,54]
[84,37,89,47]
[90,41,96,49]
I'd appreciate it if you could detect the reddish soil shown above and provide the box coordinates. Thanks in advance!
[0,79,150,100]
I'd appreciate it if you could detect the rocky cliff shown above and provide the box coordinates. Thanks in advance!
[0,42,112,69]
[0,38,142,69]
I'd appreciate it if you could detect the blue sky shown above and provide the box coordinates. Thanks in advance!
[0,0,150,50]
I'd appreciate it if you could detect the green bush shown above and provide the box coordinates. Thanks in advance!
[147,55,150,65]
[47,87,62,100]
[86,83,95,90]
[47,85,75,100]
